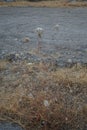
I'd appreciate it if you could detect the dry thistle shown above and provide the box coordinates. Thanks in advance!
[52,24,59,40]
[35,27,44,53]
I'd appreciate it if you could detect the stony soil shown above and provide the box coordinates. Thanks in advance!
[0,7,87,130]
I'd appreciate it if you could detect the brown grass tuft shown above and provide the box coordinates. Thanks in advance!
[0,61,87,129]
[0,60,8,71]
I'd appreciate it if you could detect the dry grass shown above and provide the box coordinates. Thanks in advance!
[0,1,87,7]
[0,60,87,129]
[0,60,8,71]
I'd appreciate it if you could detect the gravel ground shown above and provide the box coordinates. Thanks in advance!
[0,7,87,129]
[0,7,87,66]
[0,122,23,130]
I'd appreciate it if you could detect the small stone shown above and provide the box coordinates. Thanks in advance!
[41,120,46,126]
[17,72,20,75]
[44,100,50,107]
[70,89,73,93]
[22,37,30,43]
[19,98,22,103]
[54,24,59,30]
[27,63,33,65]
[15,54,20,58]
[28,93,33,98]
[67,59,72,63]
[65,117,68,121]
[14,38,18,41]
[72,55,75,58]
[54,97,58,103]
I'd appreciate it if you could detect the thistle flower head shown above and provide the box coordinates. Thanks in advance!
[35,27,44,38]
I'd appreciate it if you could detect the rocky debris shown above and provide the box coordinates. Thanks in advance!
[5,53,20,62]
[0,52,87,68]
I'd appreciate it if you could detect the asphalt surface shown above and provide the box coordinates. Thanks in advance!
[0,7,87,64]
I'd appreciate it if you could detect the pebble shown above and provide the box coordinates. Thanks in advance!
[15,54,20,58]
[44,100,50,107]
[27,63,33,65]
[14,38,18,41]
[22,37,30,43]
[28,93,33,98]
[67,59,72,63]
[54,24,59,31]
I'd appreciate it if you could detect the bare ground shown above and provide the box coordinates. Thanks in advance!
[0,6,87,130]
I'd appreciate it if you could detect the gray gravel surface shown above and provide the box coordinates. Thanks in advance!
[0,7,87,65]
[0,6,87,129]
[0,122,23,130]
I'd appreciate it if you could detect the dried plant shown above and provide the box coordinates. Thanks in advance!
[35,27,44,53]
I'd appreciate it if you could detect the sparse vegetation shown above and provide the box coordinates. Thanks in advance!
[0,60,8,71]
[0,59,87,130]
[0,1,87,129]
[35,27,44,53]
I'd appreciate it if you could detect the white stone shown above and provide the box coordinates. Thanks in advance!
[44,100,50,107]
[23,37,30,43]
[67,59,72,63]
[54,24,59,30]
[28,93,33,98]
[27,63,33,65]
